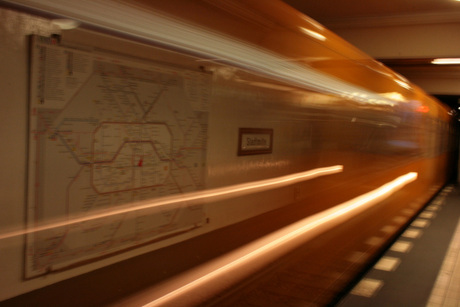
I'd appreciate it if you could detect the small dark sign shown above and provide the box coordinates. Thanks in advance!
[238,128,273,155]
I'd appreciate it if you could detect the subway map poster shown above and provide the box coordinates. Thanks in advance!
[26,36,210,277]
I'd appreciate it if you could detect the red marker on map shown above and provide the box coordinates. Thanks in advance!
[138,158,143,167]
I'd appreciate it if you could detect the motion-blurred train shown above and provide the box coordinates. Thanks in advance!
[0,0,455,306]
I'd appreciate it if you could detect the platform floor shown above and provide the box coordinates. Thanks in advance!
[336,184,460,307]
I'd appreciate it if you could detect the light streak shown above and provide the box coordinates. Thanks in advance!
[141,172,417,306]
[299,27,326,41]
[0,165,343,241]
[5,0,398,106]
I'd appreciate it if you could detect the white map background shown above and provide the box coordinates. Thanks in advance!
[27,36,210,277]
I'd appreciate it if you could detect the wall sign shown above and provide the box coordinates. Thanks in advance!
[238,128,273,155]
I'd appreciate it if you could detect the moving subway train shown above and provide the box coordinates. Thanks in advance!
[0,0,455,305]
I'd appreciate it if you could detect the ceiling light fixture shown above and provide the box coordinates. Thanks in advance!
[431,58,460,65]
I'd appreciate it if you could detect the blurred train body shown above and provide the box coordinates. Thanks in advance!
[0,0,455,305]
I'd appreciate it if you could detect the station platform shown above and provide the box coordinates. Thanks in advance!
[336,184,460,307]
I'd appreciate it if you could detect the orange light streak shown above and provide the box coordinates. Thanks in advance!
[140,172,417,306]
[0,165,343,241]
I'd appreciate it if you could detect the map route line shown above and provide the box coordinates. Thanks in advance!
[56,70,96,114]
[124,76,147,114]
[66,165,87,216]
[91,140,171,165]
[36,109,58,133]
[55,131,91,166]
[142,79,176,120]
[168,159,202,189]
[169,171,186,195]
[53,121,172,166]
[167,103,189,136]
[100,77,140,119]
[175,146,205,159]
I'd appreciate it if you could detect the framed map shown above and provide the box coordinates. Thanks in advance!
[26,36,211,278]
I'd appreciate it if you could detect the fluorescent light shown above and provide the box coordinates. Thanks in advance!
[52,19,80,29]
[299,27,326,41]
[431,58,460,65]
[395,79,412,90]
